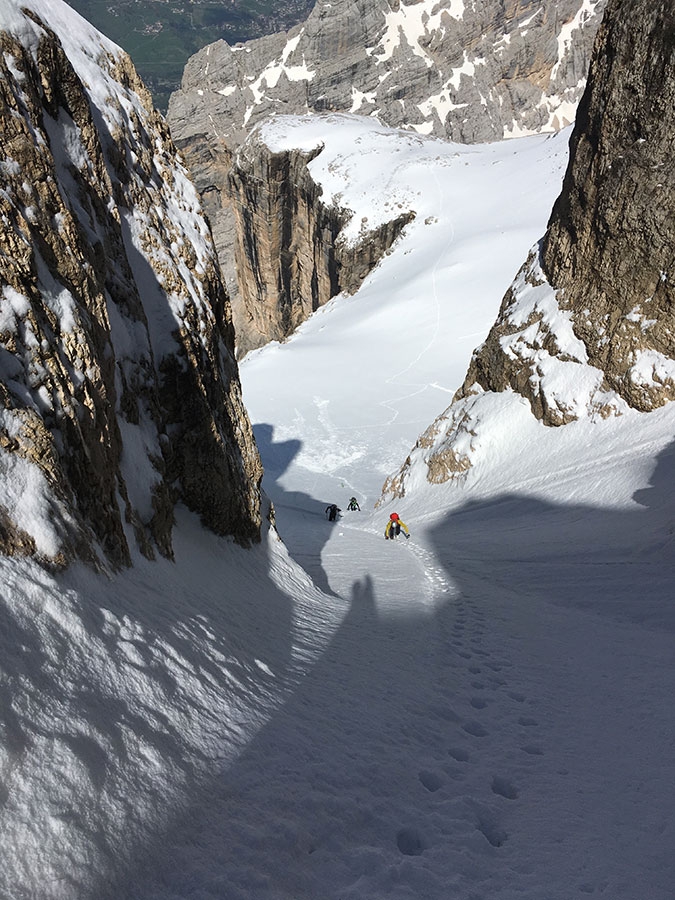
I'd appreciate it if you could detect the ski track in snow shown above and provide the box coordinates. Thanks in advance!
[378,164,451,427]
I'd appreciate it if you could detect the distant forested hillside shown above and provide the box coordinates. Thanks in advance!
[68,0,315,110]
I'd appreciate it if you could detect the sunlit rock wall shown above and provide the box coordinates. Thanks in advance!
[0,1,262,569]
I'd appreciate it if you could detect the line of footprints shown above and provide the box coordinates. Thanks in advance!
[397,591,544,857]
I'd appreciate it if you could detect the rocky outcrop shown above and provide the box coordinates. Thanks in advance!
[0,0,263,569]
[382,0,675,494]
[168,0,606,353]
[540,0,675,412]
[228,127,413,352]
[457,0,675,422]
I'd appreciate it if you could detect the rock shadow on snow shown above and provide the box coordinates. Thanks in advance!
[106,572,466,897]
[254,422,341,597]
[426,437,675,633]
[90,441,675,899]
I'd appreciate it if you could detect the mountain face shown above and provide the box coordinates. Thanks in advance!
[167,0,606,354]
[382,0,675,495]
[539,0,675,413]
[170,0,606,146]
[0,0,263,570]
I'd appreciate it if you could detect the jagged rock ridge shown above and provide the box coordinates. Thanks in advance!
[0,0,263,569]
[382,0,675,496]
[167,0,606,355]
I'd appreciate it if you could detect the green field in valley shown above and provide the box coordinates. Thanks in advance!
[68,0,315,111]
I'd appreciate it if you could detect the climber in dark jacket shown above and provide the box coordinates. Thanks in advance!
[326,504,341,522]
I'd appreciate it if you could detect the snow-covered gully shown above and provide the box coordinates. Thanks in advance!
[123,115,675,900]
[1,48,673,895]
[127,479,675,899]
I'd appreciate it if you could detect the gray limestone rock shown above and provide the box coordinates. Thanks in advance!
[381,0,675,495]
[228,127,414,353]
[541,0,675,412]
[170,0,607,147]
[457,0,675,423]
[0,8,263,569]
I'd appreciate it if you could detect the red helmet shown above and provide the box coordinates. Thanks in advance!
[390,512,399,521]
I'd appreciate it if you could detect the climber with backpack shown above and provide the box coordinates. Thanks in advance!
[347,497,360,511]
[384,512,410,540]
[325,503,341,522]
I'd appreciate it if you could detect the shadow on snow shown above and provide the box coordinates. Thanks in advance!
[254,422,342,597]
[96,440,675,899]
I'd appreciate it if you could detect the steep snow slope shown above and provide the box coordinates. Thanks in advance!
[1,86,674,900]
[240,114,573,500]
[0,514,338,899]
[232,117,675,900]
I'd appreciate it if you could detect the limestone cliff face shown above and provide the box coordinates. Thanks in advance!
[540,0,675,412]
[382,0,675,495]
[0,0,262,569]
[458,0,675,422]
[168,0,605,354]
[229,127,413,352]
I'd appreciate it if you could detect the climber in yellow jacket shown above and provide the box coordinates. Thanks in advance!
[384,512,410,540]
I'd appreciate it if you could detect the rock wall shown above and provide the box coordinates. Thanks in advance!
[170,0,607,147]
[540,0,675,411]
[457,0,675,422]
[0,2,262,569]
[229,130,413,352]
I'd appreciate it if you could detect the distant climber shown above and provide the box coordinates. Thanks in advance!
[385,512,410,540]
[347,497,360,511]
[326,504,341,522]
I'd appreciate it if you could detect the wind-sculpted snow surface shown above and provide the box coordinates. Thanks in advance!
[0,0,262,567]
[0,515,337,900]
